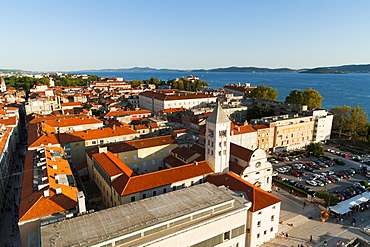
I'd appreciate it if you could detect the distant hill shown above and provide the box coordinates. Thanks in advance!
[299,67,346,74]
[0,69,22,73]
[327,64,370,73]
[195,67,296,73]
[74,67,185,73]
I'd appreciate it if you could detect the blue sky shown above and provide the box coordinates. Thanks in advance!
[1,0,370,71]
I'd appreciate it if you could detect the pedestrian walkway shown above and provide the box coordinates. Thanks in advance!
[0,143,25,247]
[261,189,370,247]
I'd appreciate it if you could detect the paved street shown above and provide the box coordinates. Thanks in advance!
[0,143,25,247]
[261,189,370,247]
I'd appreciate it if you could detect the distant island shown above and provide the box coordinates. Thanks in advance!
[299,67,347,74]
[70,64,370,74]
[2,64,370,74]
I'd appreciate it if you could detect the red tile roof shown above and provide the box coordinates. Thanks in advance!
[19,147,79,222]
[253,124,269,130]
[28,126,138,148]
[140,91,216,101]
[93,151,133,177]
[104,109,152,118]
[231,123,257,135]
[230,143,254,161]
[86,135,177,157]
[112,161,213,196]
[206,172,281,212]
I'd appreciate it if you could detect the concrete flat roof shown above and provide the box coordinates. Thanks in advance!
[40,183,250,247]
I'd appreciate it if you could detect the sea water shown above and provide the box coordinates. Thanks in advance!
[76,71,370,114]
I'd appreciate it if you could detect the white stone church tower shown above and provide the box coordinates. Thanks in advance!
[205,102,231,173]
[0,77,6,93]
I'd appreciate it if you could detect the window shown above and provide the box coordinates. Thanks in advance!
[258,212,262,215]
[124,157,128,162]
[92,141,96,144]
[219,130,227,137]
[219,142,222,147]
[134,155,137,160]
[100,140,104,144]
[224,141,227,146]
[272,206,276,209]
[257,233,260,238]
[223,231,230,241]
[223,150,226,155]
[219,151,221,156]
[152,191,157,196]
[182,183,185,188]
[142,193,146,199]
[172,186,177,191]
[130,196,135,202]
[75,143,79,147]
[271,215,274,221]
[264,230,267,235]
[163,188,167,193]
[257,221,261,227]
[160,151,164,156]
[270,227,273,232]
[267,177,270,183]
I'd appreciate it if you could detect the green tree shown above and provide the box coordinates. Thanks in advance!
[285,88,323,108]
[306,142,324,157]
[348,105,368,142]
[285,90,304,105]
[303,88,323,108]
[315,191,339,206]
[330,105,351,138]
[245,107,275,121]
[248,84,278,101]
[131,79,143,87]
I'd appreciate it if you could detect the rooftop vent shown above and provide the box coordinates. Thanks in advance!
[43,190,50,197]
[56,187,62,194]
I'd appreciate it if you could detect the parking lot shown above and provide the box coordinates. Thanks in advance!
[271,146,369,197]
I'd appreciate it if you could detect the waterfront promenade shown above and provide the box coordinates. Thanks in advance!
[262,189,370,247]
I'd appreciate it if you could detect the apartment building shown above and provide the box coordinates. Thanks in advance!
[18,146,81,247]
[86,135,178,174]
[88,149,213,208]
[139,91,217,113]
[28,125,139,166]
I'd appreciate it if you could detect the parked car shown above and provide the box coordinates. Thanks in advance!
[353,182,366,189]
[315,180,324,187]
[306,179,317,186]
[304,166,315,172]
[334,194,345,201]
[290,170,302,177]
[319,163,329,168]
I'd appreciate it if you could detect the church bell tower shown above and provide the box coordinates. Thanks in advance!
[205,101,231,173]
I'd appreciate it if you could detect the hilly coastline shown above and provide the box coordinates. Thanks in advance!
[71,64,370,74]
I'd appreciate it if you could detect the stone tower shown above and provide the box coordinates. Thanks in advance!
[0,77,6,93]
[205,102,231,173]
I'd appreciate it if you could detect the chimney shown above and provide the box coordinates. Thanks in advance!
[77,191,87,213]
[98,146,108,153]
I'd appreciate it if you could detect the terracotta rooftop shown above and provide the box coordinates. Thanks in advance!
[253,124,270,130]
[140,91,216,101]
[206,172,281,212]
[28,126,138,148]
[19,147,79,222]
[112,161,213,196]
[230,143,254,161]
[86,135,176,158]
[92,151,133,178]
[104,109,152,118]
